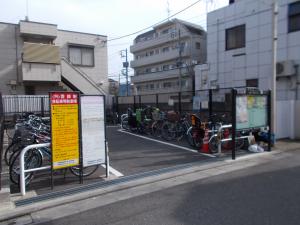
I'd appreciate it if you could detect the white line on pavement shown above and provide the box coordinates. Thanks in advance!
[101,164,124,177]
[118,129,216,158]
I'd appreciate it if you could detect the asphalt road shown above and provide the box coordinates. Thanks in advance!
[107,126,213,175]
[37,149,300,225]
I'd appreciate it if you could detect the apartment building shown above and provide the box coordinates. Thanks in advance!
[195,0,300,139]
[130,19,207,95]
[0,20,108,95]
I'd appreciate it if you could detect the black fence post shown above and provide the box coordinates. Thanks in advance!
[139,95,142,109]
[267,90,272,151]
[41,97,45,117]
[231,88,237,160]
[133,96,136,111]
[209,89,213,121]
[178,92,182,114]
[156,94,159,108]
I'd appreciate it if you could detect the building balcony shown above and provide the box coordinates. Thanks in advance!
[19,20,57,39]
[22,62,61,82]
[22,42,61,64]
[130,30,190,53]
[21,42,61,82]
[131,67,189,83]
[130,48,189,68]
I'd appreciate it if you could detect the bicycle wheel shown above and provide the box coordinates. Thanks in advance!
[9,149,43,185]
[69,165,99,177]
[186,127,195,147]
[121,116,129,130]
[161,121,176,141]
[4,142,16,166]
[209,136,219,154]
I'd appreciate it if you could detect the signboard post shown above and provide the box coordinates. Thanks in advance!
[50,92,80,187]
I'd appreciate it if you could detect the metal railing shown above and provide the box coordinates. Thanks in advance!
[20,143,51,196]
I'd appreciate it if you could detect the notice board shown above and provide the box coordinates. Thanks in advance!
[50,92,80,169]
[236,95,267,130]
[80,95,106,167]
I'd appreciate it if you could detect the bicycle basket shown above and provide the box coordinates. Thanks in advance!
[166,111,180,122]
[191,114,201,128]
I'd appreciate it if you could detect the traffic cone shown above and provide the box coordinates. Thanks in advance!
[201,129,210,154]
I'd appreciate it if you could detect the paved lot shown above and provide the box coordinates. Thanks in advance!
[9,125,215,194]
[107,126,214,176]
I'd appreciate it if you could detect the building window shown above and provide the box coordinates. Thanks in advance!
[288,1,300,32]
[149,84,154,90]
[246,79,258,88]
[162,47,170,53]
[25,86,35,95]
[226,24,245,50]
[163,82,172,88]
[69,45,94,66]
[195,42,201,49]
[161,28,169,35]
[162,65,169,71]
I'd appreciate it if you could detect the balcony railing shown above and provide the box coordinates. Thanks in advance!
[130,48,189,68]
[130,29,190,53]
[131,67,189,83]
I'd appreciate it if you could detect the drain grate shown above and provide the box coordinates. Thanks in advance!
[15,159,218,207]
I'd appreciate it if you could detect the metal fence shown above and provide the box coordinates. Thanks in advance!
[113,87,243,123]
[0,92,4,190]
[2,95,49,119]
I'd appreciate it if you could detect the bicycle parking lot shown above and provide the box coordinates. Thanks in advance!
[0,87,272,198]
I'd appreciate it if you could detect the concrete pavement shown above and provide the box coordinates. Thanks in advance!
[0,142,299,224]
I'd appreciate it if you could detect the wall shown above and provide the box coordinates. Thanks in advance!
[205,0,300,101]
[295,101,300,139]
[55,30,108,93]
[0,23,24,95]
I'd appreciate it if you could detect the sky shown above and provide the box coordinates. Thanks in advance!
[0,0,228,83]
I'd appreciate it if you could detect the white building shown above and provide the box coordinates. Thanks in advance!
[130,19,207,95]
[0,20,108,95]
[196,0,300,139]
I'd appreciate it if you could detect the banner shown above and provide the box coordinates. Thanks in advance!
[50,92,80,169]
[81,95,105,167]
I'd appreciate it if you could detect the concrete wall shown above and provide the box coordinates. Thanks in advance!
[0,22,24,95]
[204,0,300,101]
[55,30,108,93]
[295,101,300,139]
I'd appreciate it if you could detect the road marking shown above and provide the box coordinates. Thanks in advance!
[118,129,216,158]
[101,164,124,177]
[106,125,120,128]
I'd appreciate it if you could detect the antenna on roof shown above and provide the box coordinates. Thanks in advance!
[25,0,29,21]
[167,0,171,20]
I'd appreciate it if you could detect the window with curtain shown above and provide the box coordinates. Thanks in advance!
[69,45,94,66]
[226,24,245,50]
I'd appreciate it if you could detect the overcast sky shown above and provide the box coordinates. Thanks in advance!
[0,0,228,83]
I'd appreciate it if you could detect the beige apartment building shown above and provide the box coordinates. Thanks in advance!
[0,20,108,95]
[130,19,207,95]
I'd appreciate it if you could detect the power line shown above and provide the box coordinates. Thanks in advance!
[106,0,204,42]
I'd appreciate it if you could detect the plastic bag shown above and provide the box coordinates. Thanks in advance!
[248,144,264,153]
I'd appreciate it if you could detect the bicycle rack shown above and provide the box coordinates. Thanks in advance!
[217,124,252,154]
[20,143,51,196]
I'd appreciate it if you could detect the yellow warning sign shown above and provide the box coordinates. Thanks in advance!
[50,92,80,169]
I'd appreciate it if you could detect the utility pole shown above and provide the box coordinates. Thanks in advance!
[271,0,278,140]
[178,29,182,92]
[120,49,129,96]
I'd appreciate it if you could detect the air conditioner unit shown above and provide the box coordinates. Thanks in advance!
[276,60,296,77]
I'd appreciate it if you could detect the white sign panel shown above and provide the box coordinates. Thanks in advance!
[80,96,105,167]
